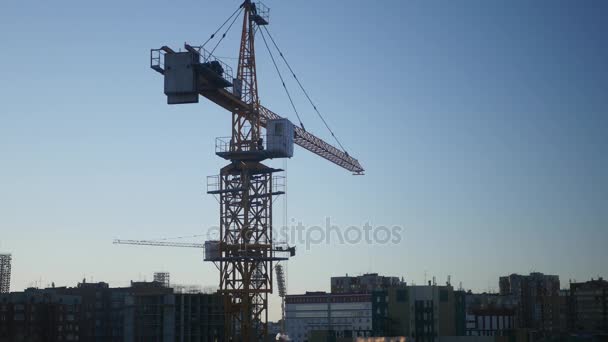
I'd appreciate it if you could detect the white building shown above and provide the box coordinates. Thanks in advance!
[285,292,372,342]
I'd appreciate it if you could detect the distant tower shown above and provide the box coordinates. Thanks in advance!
[0,254,11,293]
[275,265,287,333]
[153,272,170,288]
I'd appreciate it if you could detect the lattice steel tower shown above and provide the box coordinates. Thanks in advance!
[0,254,11,294]
[153,272,170,288]
[206,4,288,340]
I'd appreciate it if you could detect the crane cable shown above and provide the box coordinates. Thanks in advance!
[154,234,208,241]
[262,26,351,156]
[259,28,306,131]
[209,7,244,57]
[201,5,244,48]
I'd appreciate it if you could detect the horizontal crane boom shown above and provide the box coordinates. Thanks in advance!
[113,239,204,249]
[150,46,364,174]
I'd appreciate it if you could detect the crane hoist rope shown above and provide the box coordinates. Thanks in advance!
[262,25,351,156]
[259,27,306,132]
[209,7,244,57]
[201,6,244,48]
[197,2,353,158]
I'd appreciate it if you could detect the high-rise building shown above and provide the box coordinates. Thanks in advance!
[53,280,175,341]
[331,273,404,294]
[0,254,11,294]
[175,292,224,341]
[0,288,82,341]
[499,272,560,332]
[569,277,608,333]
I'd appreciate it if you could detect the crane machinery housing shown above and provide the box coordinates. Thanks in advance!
[148,1,364,341]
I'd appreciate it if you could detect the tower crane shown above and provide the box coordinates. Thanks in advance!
[146,1,364,341]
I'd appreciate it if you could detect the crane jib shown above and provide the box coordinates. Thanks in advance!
[150,47,364,174]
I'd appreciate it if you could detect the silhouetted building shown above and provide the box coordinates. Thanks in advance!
[569,278,608,334]
[124,281,175,341]
[372,284,465,342]
[54,281,125,341]
[499,272,560,332]
[175,292,224,341]
[331,274,403,295]
[558,289,571,334]
[1,280,225,342]
[0,288,82,342]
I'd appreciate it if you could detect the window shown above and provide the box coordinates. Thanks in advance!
[397,290,408,302]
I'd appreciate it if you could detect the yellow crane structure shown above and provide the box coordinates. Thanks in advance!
[148,1,364,340]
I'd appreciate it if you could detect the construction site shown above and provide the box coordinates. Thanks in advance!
[115,1,364,341]
[2,1,607,342]
[1,1,365,340]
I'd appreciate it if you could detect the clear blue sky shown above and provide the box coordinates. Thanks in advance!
[1,0,606,320]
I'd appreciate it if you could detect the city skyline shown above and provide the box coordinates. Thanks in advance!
[1,0,607,323]
[4,271,605,340]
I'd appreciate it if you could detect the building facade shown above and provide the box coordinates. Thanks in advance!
[464,292,518,337]
[499,273,560,332]
[569,278,608,334]
[285,292,373,342]
[372,284,465,342]
[1,280,225,342]
[0,288,82,342]
[174,292,224,341]
[331,274,403,295]
[465,307,515,337]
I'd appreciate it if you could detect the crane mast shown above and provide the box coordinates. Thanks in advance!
[233,1,261,151]
[216,2,277,341]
